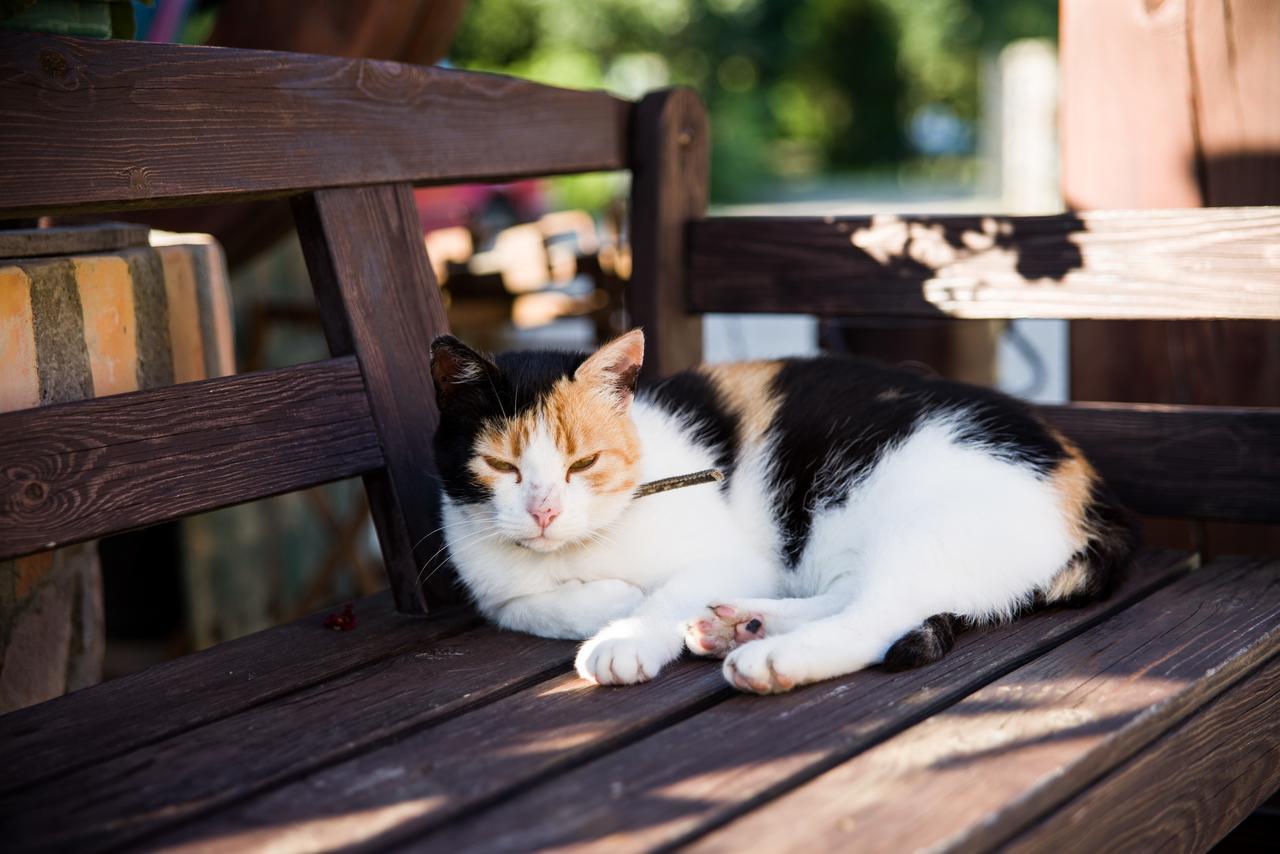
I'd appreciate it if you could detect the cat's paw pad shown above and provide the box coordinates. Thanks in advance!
[723,639,800,694]
[575,635,667,686]
[685,604,766,658]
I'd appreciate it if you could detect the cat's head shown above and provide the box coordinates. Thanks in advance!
[430,330,645,553]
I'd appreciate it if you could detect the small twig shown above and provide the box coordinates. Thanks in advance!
[634,468,725,498]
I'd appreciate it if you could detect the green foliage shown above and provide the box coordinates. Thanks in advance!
[450,0,1056,203]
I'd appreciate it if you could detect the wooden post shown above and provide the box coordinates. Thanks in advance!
[293,184,456,614]
[628,88,709,382]
[1061,0,1280,556]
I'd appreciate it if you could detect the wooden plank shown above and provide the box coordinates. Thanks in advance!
[1063,0,1280,560]
[1039,402,1280,524]
[686,209,1280,320]
[0,223,149,259]
[0,357,382,560]
[0,34,631,217]
[628,88,709,382]
[0,594,475,795]
[1006,655,1280,853]
[1,625,575,854]
[144,661,731,852]
[399,551,1193,853]
[293,184,452,613]
[689,557,1280,854]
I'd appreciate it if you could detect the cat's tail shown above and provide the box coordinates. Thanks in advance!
[882,614,963,672]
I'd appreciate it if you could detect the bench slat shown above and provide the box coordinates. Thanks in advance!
[2,624,575,853]
[0,595,474,795]
[688,209,1280,320]
[147,662,730,852]
[1039,402,1280,523]
[1006,654,1280,853]
[0,34,631,217]
[393,551,1192,853]
[689,556,1280,853]
[0,357,382,560]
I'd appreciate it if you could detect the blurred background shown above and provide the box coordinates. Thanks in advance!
[7,0,1274,694]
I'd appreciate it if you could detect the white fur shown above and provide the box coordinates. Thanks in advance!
[444,399,1079,693]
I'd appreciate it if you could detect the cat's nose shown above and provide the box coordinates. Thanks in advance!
[529,504,560,530]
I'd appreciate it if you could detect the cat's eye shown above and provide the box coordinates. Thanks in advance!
[485,457,519,475]
[567,454,599,475]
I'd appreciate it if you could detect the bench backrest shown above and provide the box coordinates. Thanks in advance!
[1,35,1276,619]
[0,34,705,614]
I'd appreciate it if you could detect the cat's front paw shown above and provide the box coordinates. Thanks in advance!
[575,620,678,686]
[685,604,767,658]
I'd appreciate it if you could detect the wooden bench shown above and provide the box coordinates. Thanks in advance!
[2,34,1278,852]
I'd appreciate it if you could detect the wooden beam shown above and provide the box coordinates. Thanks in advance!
[0,594,475,796]
[1039,402,1280,524]
[0,222,149,259]
[688,208,1280,320]
[1005,654,1280,852]
[628,88,709,381]
[0,34,631,217]
[293,184,453,614]
[0,357,382,561]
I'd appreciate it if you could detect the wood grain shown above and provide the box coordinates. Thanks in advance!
[0,594,476,795]
[0,33,631,217]
[0,357,383,561]
[628,88,709,382]
[1006,654,1280,854]
[690,557,1280,854]
[687,209,1280,320]
[403,552,1193,853]
[293,184,453,614]
[1,626,575,853]
[1039,402,1280,523]
[146,662,731,852]
[0,222,149,259]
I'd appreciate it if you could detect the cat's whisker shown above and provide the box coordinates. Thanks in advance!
[409,512,500,554]
[414,524,500,586]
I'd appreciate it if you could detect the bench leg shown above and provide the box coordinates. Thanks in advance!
[293,183,457,614]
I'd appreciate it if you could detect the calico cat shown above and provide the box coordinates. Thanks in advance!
[430,329,1134,694]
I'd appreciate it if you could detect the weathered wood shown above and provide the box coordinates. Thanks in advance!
[1006,655,1280,854]
[293,184,452,614]
[1063,0,1280,559]
[690,557,1280,854]
[0,594,474,795]
[0,34,631,217]
[0,357,382,560]
[403,552,1193,853]
[628,88,708,382]
[687,209,1280,320]
[0,222,149,259]
[1,626,575,853]
[1039,402,1280,523]
[146,662,730,852]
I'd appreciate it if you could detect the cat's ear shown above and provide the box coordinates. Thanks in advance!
[575,329,644,412]
[430,336,499,411]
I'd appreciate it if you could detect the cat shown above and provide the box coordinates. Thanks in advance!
[430,329,1134,694]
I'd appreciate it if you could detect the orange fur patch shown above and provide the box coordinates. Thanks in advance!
[698,360,783,445]
[1043,429,1101,600]
[471,376,641,495]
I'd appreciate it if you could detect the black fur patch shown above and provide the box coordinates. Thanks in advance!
[642,371,742,478]
[432,348,587,505]
[882,613,961,672]
[766,357,1068,565]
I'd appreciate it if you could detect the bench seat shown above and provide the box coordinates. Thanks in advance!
[4,549,1278,852]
